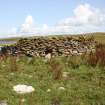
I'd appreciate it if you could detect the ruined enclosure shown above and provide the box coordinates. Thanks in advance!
[1,36,97,57]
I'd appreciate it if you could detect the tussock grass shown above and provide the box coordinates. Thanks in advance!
[0,55,105,105]
[49,58,63,80]
[67,55,82,69]
[87,43,105,68]
[0,33,105,105]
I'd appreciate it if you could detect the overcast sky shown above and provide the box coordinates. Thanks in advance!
[0,0,105,38]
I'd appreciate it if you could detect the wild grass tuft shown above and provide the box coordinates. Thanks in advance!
[87,43,105,68]
[9,56,18,71]
[67,55,82,69]
[49,58,63,80]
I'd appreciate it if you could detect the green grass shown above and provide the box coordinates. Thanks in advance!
[92,32,105,44]
[0,32,105,41]
[0,43,16,46]
[0,56,105,105]
[71,32,105,44]
[0,32,105,105]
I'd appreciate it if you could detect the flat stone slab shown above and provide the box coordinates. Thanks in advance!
[0,101,7,105]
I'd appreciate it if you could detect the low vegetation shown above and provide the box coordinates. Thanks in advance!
[87,43,105,67]
[0,49,105,105]
[0,33,105,105]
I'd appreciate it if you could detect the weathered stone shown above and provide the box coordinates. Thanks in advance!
[0,36,97,57]
[45,53,51,60]
[0,100,7,105]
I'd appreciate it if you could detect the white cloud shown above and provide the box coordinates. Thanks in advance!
[25,15,33,25]
[43,24,49,30]
[57,4,105,27]
[6,4,105,38]
[19,15,35,33]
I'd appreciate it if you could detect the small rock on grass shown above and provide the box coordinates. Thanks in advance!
[0,100,7,105]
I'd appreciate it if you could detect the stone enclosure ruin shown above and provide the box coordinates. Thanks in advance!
[0,36,97,57]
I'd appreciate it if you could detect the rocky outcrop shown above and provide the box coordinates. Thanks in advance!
[14,36,97,57]
[0,36,97,57]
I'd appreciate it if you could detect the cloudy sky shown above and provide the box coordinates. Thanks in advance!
[0,0,105,38]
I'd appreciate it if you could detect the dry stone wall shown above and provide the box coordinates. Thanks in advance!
[15,36,97,57]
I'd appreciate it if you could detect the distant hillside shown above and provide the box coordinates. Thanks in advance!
[0,32,105,44]
[70,32,105,44]
[90,32,105,44]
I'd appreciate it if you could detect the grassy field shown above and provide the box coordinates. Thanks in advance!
[0,56,105,105]
[0,32,105,46]
[92,33,105,44]
[71,32,105,44]
[0,32,105,105]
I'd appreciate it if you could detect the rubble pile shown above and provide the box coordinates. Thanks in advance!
[15,36,97,57]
